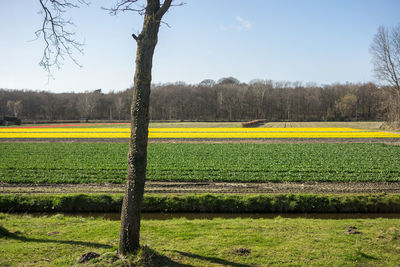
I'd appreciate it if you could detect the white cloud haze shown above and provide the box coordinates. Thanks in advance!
[220,16,253,31]
[235,16,252,30]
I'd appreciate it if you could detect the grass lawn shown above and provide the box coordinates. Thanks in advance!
[0,213,399,266]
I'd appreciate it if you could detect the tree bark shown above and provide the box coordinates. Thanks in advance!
[118,0,172,255]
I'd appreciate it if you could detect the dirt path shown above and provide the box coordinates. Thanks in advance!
[2,181,400,194]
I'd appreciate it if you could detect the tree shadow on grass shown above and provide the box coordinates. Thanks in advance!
[171,250,254,267]
[0,225,112,249]
[2,226,252,266]
[141,246,193,267]
[356,251,379,260]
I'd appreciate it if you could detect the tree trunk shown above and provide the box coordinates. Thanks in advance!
[118,0,171,255]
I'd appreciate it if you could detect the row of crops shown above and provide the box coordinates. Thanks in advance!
[1,126,400,138]
[1,143,399,183]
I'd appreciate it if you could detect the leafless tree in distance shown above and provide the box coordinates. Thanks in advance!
[6,100,23,117]
[1,81,391,122]
[77,90,101,119]
[37,0,177,256]
[370,24,400,121]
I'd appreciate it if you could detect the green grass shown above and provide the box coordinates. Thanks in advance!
[1,213,399,266]
[1,143,400,183]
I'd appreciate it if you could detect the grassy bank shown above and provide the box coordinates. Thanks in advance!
[1,193,399,213]
[1,213,399,266]
[1,143,400,183]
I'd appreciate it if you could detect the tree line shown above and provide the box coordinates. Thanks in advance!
[0,78,395,122]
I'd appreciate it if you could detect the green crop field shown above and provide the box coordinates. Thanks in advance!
[1,143,400,184]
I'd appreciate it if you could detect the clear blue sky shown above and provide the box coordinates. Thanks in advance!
[0,0,399,93]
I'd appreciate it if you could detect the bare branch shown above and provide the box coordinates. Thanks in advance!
[131,33,139,41]
[102,0,146,16]
[160,20,171,28]
[157,0,185,19]
[103,0,183,43]
[36,0,88,75]
[156,0,172,19]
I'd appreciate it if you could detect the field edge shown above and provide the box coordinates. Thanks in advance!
[1,193,399,213]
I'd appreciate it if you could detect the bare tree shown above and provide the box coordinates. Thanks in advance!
[371,24,400,121]
[107,0,174,255]
[6,100,23,117]
[38,0,175,256]
[335,93,357,120]
[217,76,240,85]
[6,100,14,116]
[114,96,124,120]
[40,93,57,120]
[199,79,216,87]
[77,90,101,119]
[371,25,400,91]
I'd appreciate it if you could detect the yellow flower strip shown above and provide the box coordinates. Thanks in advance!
[151,127,365,132]
[0,128,128,132]
[0,127,364,133]
[0,132,129,138]
[1,131,399,138]
[149,132,400,138]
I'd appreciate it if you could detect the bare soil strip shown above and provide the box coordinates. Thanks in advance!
[2,181,400,194]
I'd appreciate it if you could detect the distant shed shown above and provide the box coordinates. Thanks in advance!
[0,115,22,126]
